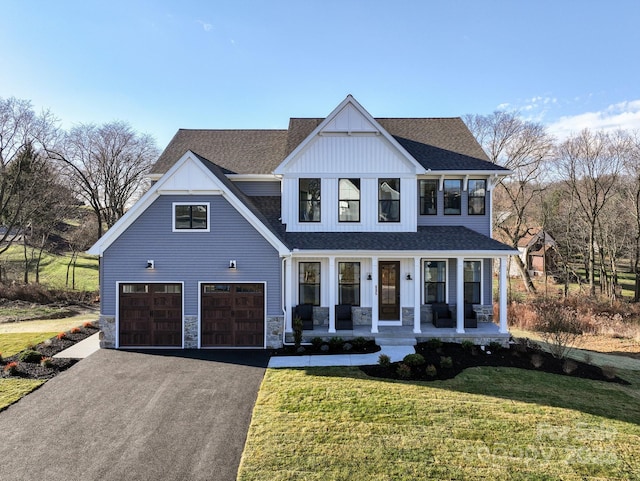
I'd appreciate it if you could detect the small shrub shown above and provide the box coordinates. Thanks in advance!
[19,350,43,364]
[328,337,344,351]
[40,357,54,368]
[425,364,438,377]
[311,337,324,349]
[378,354,391,367]
[562,359,578,374]
[403,353,425,367]
[3,361,18,375]
[461,340,475,351]
[351,336,367,350]
[531,298,582,359]
[530,353,544,368]
[320,344,330,352]
[601,365,618,380]
[82,321,95,328]
[70,327,81,334]
[426,338,443,350]
[396,363,412,379]
[292,317,303,349]
[489,341,503,352]
[296,346,306,354]
[440,356,453,369]
[343,342,353,352]
[56,332,66,340]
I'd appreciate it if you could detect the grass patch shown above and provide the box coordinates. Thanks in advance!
[0,305,76,322]
[0,379,45,411]
[0,332,58,357]
[238,367,640,480]
[0,315,98,335]
[0,245,98,291]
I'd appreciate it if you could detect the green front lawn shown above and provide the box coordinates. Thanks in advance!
[238,367,640,480]
[0,332,58,357]
[0,379,45,411]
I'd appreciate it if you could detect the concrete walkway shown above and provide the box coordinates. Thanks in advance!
[53,332,101,359]
[268,344,414,368]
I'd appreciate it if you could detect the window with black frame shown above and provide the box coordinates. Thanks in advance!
[174,204,208,230]
[338,178,360,222]
[419,179,438,215]
[299,178,321,222]
[443,179,462,215]
[338,262,360,305]
[468,179,486,215]
[464,260,481,304]
[299,262,320,305]
[378,178,400,222]
[424,261,446,303]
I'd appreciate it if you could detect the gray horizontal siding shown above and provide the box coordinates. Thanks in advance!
[445,258,493,305]
[233,181,281,196]
[417,188,491,236]
[101,194,281,317]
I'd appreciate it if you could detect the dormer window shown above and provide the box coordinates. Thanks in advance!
[299,178,321,222]
[339,178,360,222]
[378,178,400,222]
[173,203,209,231]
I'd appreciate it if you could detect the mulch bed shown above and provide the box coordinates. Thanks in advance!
[361,340,630,385]
[0,325,99,380]
[272,338,380,356]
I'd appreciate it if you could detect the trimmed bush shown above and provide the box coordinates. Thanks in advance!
[351,336,368,350]
[396,363,412,379]
[293,317,303,349]
[3,361,19,375]
[426,338,443,350]
[19,350,43,364]
[403,353,425,367]
[378,354,391,367]
[440,356,453,369]
[425,364,437,377]
[70,327,81,334]
[40,357,54,368]
[311,337,324,349]
[461,340,475,351]
[328,337,344,351]
[56,332,66,340]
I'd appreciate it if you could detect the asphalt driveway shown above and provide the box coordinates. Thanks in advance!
[0,348,270,481]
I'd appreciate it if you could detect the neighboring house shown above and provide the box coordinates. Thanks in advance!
[512,229,559,277]
[88,96,517,349]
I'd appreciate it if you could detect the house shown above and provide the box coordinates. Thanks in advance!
[511,229,559,277]
[87,95,518,349]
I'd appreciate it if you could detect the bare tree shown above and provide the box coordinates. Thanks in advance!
[48,121,158,240]
[556,129,625,297]
[465,111,555,293]
[620,131,640,301]
[0,97,58,254]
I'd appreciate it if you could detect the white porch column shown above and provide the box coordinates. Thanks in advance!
[456,257,465,334]
[285,256,294,332]
[413,256,421,333]
[328,256,336,333]
[499,256,508,334]
[371,256,379,333]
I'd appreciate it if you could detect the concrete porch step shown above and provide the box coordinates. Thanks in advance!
[375,337,417,347]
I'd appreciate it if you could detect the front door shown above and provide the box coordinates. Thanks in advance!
[379,261,400,320]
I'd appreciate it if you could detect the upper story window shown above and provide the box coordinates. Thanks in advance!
[468,179,486,215]
[299,178,321,222]
[419,179,438,215]
[299,262,320,306]
[378,178,400,222]
[173,203,209,231]
[338,178,360,222]
[443,179,462,215]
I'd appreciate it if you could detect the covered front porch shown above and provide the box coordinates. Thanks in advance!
[283,252,511,341]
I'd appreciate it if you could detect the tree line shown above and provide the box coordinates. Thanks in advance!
[0,96,158,285]
[465,111,640,301]
[2,95,639,300]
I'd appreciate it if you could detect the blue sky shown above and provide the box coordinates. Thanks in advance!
[2,1,639,149]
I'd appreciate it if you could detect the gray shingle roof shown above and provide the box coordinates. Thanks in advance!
[151,117,507,175]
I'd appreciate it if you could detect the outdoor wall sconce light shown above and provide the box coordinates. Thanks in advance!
[146,260,155,270]
[406,273,412,280]
[367,273,372,280]
[229,260,237,269]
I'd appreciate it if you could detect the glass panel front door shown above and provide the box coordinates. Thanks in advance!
[379,261,400,320]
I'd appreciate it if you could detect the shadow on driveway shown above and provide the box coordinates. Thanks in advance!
[0,348,269,481]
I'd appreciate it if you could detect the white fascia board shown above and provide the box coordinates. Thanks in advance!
[227,174,280,182]
[290,249,519,258]
[418,170,513,177]
[273,95,427,175]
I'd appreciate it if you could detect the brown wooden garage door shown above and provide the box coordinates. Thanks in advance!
[119,283,182,347]
[201,283,264,347]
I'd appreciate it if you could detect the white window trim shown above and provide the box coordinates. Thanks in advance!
[423,259,449,304]
[172,202,210,232]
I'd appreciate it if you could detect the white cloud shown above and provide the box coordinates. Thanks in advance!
[547,100,640,139]
[197,20,213,31]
